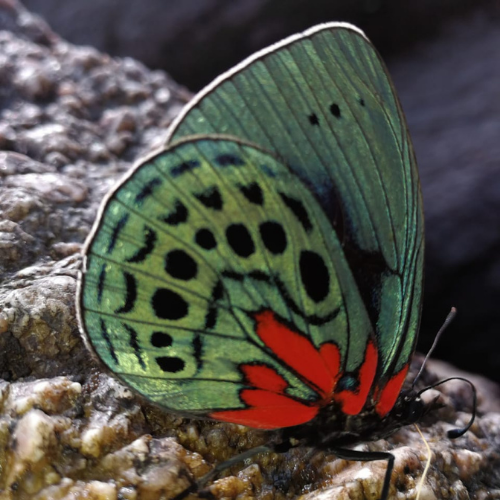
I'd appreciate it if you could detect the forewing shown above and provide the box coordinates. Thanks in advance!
[167,23,424,383]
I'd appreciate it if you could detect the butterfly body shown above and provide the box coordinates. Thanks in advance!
[78,22,425,499]
[282,388,425,447]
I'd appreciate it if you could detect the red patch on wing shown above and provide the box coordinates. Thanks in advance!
[334,341,378,415]
[209,311,342,429]
[241,365,288,393]
[211,390,319,429]
[319,342,341,380]
[253,310,340,397]
[374,364,409,417]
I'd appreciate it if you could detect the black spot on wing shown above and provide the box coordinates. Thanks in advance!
[108,214,129,253]
[239,182,263,205]
[215,154,245,167]
[152,288,188,320]
[248,270,271,282]
[170,159,200,177]
[156,356,185,373]
[123,323,146,369]
[126,226,157,263]
[135,177,162,205]
[308,113,319,125]
[193,333,203,370]
[204,307,217,329]
[165,249,198,280]
[260,221,287,255]
[195,186,223,210]
[151,331,173,348]
[226,224,255,257]
[212,280,224,301]
[195,228,217,250]
[299,250,329,303]
[100,319,118,364]
[115,272,137,314]
[160,200,188,226]
[204,280,223,330]
[97,265,106,303]
[222,270,244,282]
[330,103,341,118]
[359,98,365,107]
[279,192,312,233]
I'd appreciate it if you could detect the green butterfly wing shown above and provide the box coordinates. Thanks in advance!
[79,137,373,422]
[79,23,424,427]
[166,22,424,387]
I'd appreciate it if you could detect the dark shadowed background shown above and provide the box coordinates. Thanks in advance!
[20,0,500,381]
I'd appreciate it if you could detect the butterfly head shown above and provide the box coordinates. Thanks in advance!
[388,389,431,427]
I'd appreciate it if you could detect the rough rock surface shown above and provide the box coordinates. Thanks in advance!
[0,2,500,499]
[1,359,499,499]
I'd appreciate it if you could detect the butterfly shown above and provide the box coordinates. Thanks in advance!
[78,22,443,500]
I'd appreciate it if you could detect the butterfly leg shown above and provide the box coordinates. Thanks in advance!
[329,447,395,500]
[171,444,274,500]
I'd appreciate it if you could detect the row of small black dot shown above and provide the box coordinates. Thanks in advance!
[165,219,288,283]
[190,191,312,255]
[308,99,365,126]
[150,245,331,324]
[103,317,186,374]
[151,330,185,373]
[161,179,311,260]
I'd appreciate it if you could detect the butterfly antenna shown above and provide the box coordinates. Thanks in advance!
[418,376,477,439]
[414,424,431,500]
[412,308,476,440]
[412,307,457,389]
